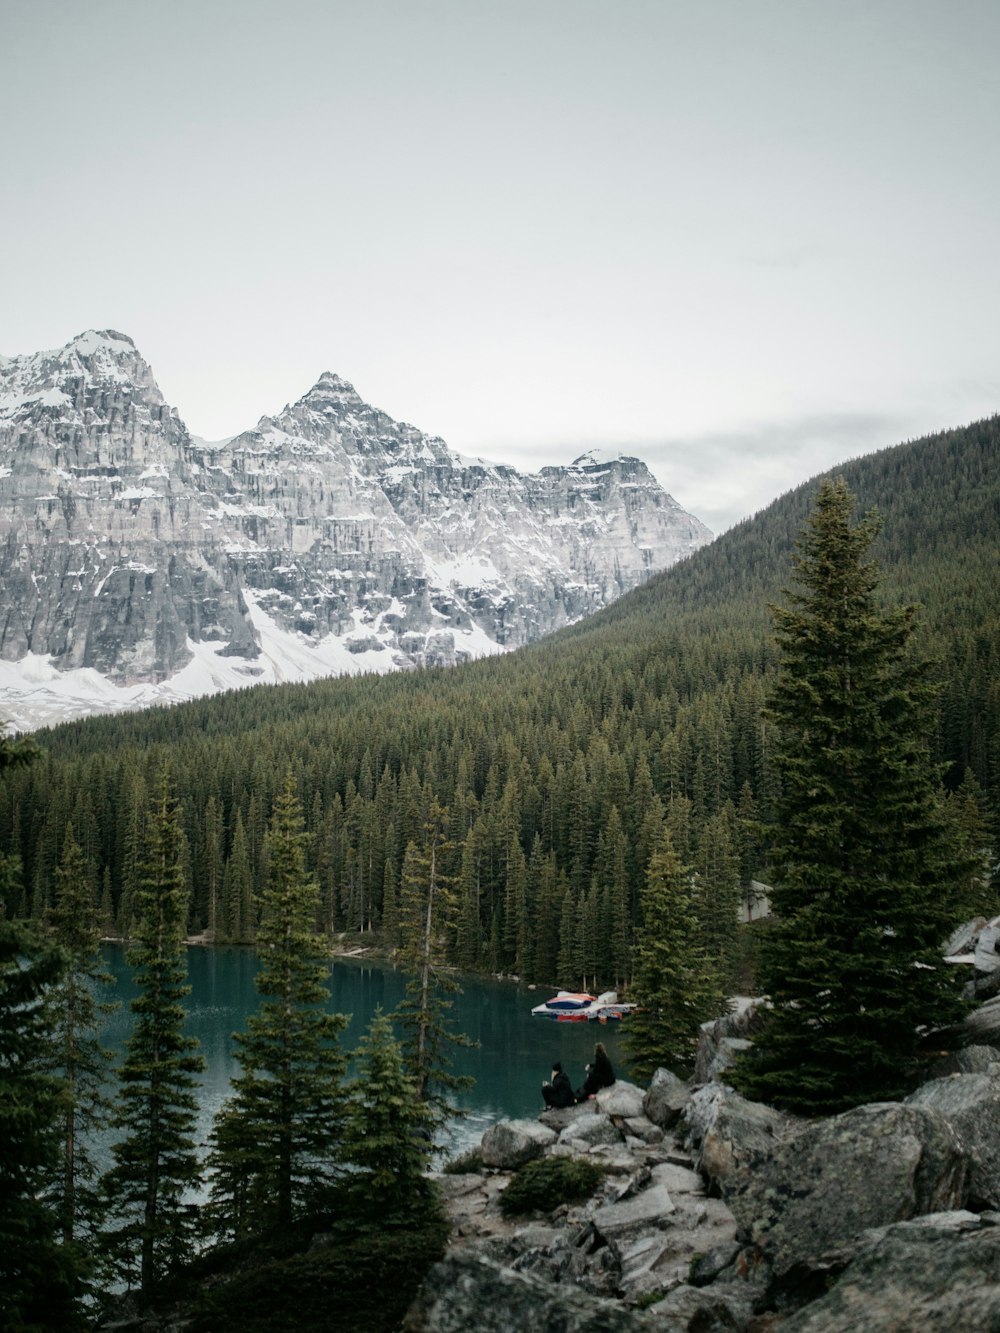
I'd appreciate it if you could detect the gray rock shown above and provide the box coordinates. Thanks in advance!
[539,1101,597,1133]
[591,1183,676,1239]
[944,916,989,958]
[778,1217,1000,1332]
[560,1114,624,1150]
[927,1044,1000,1078]
[597,1081,646,1119]
[728,1102,968,1278]
[643,1067,691,1129]
[403,1250,661,1331]
[907,1071,1000,1207]
[622,1116,664,1145]
[684,1084,792,1193]
[692,999,767,1085]
[481,1119,557,1170]
[689,1241,744,1286]
[645,1282,754,1331]
[961,994,1000,1047]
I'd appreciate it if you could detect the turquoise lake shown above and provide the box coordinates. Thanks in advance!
[100,944,630,1161]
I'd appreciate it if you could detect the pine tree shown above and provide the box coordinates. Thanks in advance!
[207,774,348,1239]
[342,1007,432,1219]
[100,775,205,1297]
[42,824,116,1251]
[0,918,88,1331]
[625,828,726,1080]
[395,801,474,1124]
[736,479,969,1113]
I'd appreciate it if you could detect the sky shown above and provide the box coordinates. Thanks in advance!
[2,1,998,535]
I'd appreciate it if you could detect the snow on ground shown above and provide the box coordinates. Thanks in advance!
[0,592,508,734]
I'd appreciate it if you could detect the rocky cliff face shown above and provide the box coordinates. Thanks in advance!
[0,331,712,727]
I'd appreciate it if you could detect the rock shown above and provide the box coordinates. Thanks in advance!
[403,1250,660,1331]
[597,1081,647,1119]
[976,923,1000,973]
[689,1241,744,1286]
[643,1067,691,1129]
[907,1071,1000,1207]
[961,994,1000,1047]
[591,1183,676,1240]
[622,1116,664,1145]
[650,1161,705,1197]
[560,1114,623,1150]
[692,998,767,1085]
[777,1217,1000,1332]
[539,1101,597,1133]
[481,1119,557,1170]
[684,1084,792,1194]
[645,1282,755,1331]
[944,916,989,958]
[728,1102,968,1279]
[927,1044,1000,1078]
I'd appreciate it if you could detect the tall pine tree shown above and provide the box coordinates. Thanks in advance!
[42,824,116,1251]
[207,773,347,1239]
[736,479,968,1113]
[101,775,204,1297]
[625,827,725,1080]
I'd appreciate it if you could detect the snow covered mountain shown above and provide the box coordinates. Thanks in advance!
[0,330,712,730]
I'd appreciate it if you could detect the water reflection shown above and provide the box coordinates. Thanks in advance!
[100,944,629,1161]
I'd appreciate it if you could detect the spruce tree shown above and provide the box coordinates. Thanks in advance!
[736,479,968,1113]
[101,776,205,1297]
[342,1007,432,1219]
[395,801,474,1124]
[625,827,726,1080]
[0,919,88,1331]
[42,824,116,1251]
[207,773,347,1239]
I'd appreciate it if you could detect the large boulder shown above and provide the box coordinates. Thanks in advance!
[728,1102,968,1279]
[683,1084,792,1194]
[403,1250,660,1331]
[480,1119,557,1170]
[907,1070,1000,1208]
[596,1081,646,1119]
[559,1113,623,1151]
[644,1067,692,1129]
[777,1215,1000,1332]
[646,1282,755,1331]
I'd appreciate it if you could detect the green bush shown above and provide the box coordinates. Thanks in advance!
[442,1147,484,1175]
[499,1156,605,1217]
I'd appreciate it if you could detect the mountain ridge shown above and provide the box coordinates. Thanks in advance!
[0,330,711,730]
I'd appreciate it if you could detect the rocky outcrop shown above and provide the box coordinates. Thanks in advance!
[907,1071,1000,1208]
[683,1084,793,1194]
[692,997,767,1085]
[0,331,713,729]
[403,1251,661,1332]
[777,1214,1000,1332]
[727,1102,968,1279]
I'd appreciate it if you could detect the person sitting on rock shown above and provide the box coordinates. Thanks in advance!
[576,1041,616,1100]
[542,1060,575,1108]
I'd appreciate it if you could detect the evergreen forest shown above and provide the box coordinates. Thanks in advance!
[1,417,997,993]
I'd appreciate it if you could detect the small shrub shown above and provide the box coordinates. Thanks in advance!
[442,1147,484,1175]
[499,1156,604,1217]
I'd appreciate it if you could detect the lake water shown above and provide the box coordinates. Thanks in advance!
[100,945,630,1161]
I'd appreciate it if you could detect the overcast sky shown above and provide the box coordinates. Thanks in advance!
[2,1,997,534]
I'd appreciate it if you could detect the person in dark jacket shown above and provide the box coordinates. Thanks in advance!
[542,1060,575,1108]
[576,1042,615,1100]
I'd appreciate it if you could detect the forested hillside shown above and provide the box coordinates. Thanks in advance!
[2,417,997,988]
